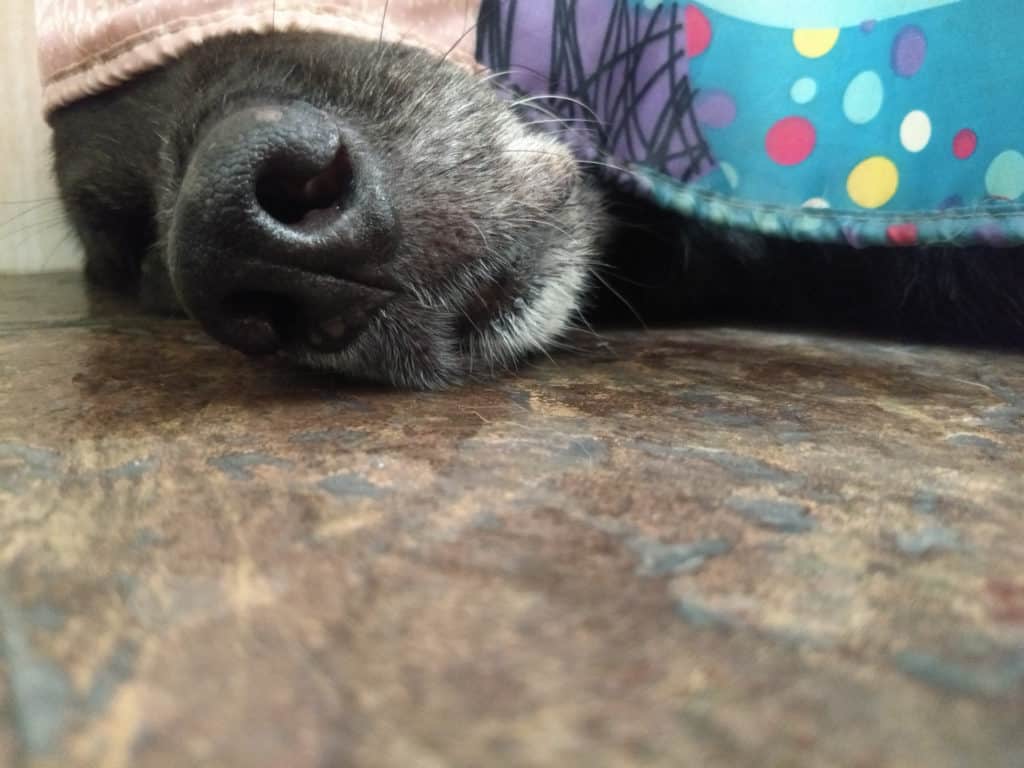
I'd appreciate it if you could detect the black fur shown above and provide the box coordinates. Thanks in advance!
[50,32,1024,388]
[596,191,1024,347]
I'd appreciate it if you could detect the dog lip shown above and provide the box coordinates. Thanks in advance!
[319,264,402,294]
[181,260,399,357]
[223,260,402,297]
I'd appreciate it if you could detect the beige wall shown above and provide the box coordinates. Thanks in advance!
[1,0,80,273]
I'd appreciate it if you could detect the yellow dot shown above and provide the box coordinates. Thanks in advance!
[793,28,840,58]
[847,156,899,209]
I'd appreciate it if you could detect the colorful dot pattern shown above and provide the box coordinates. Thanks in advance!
[644,0,1024,247]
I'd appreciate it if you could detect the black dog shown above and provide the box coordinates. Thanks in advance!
[50,31,1024,388]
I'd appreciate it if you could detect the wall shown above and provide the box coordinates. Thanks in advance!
[1,0,80,273]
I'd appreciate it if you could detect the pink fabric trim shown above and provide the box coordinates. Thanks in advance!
[37,0,482,116]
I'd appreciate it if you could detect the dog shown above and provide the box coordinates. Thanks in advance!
[43,2,1024,388]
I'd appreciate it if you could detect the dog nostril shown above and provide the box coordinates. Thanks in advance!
[220,291,301,354]
[255,144,354,226]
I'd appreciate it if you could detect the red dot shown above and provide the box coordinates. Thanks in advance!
[765,117,816,166]
[886,222,919,246]
[953,129,977,159]
[685,4,712,57]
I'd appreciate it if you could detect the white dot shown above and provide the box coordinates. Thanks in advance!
[900,110,931,153]
[802,197,830,209]
[719,162,739,189]
[790,77,817,104]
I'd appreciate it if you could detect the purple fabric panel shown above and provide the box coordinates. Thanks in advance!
[476,0,714,186]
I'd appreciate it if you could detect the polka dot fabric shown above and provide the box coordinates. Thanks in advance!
[670,0,1024,246]
[477,0,1024,248]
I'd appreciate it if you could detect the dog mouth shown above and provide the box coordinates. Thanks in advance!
[219,286,387,355]
[455,269,529,340]
[285,256,586,387]
[456,256,590,377]
[182,264,398,357]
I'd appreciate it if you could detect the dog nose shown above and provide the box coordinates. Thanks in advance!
[169,102,399,355]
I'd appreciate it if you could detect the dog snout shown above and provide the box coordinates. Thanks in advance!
[169,101,399,355]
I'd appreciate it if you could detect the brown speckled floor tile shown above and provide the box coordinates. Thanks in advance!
[1,273,1022,767]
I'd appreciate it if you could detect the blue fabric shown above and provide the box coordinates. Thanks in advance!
[477,0,1024,247]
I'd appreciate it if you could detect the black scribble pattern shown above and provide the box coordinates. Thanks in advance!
[477,0,714,189]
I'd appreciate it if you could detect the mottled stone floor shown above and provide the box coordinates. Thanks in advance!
[1,272,1023,767]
